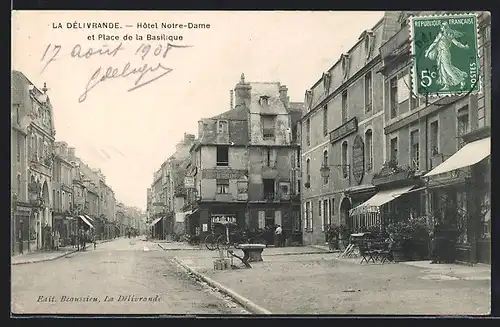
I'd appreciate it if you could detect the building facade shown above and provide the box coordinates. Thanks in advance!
[185,75,303,245]
[299,13,401,245]
[376,11,491,264]
[149,169,164,239]
[12,71,56,251]
[51,142,75,246]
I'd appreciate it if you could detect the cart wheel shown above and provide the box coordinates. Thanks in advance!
[216,235,230,250]
[205,235,216,251]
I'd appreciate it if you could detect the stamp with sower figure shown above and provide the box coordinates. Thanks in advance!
[409,13,480,97]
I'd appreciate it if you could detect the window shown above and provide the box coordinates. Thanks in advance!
[365,129,373,171]
[262,115,275,138]
[279,182,290,199]
[341,141,348,178]
[390,137,398,163]
[216,146,229,166]
[216,179,229,194]
[217,120,228,134]
[264,148,276,167]
[322,150,329,184]
[305,201,313,231]
[457,106,469,149]
[397,73,410,103]
[390,77,398,118]
[306,158,311,184]
[16,134,21,163]
[17,174,21,197]
[62,191,66,211]
[341,91,348,123]
[305,118,311,146]
[364,72,373,112]
[322,106,328,136]
[259,95,269,106]
[330,198,335,220]
[410,130,420,170]
[263,179,275,200]
[430,121,439,155]
[323,199,329,229]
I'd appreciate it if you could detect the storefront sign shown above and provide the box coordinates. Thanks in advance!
[211,214,236,224]
[329,117,358,145]
[202,224,208,232]
[202,168,247,180]
[352,135,365,185]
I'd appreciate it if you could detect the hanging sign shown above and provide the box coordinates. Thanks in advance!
[352,135,365,185]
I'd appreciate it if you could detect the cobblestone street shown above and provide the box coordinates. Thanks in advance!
[11,238,249,315]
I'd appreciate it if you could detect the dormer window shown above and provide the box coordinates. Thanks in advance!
[323,72,331,95]
[259,95,270,106]
[305,89,313,111]
[363,30,375,59]
[217,120,228,134]
[341,54,350,80]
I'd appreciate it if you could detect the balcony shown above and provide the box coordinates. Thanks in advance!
[29,156,52,177]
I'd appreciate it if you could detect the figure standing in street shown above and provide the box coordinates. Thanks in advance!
[91,230,97,250]
[274,225,282,247]
[54,230,60,250]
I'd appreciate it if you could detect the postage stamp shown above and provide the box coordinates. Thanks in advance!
[409,12,480,97]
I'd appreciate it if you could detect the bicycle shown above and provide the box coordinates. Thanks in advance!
[204,234,224,251]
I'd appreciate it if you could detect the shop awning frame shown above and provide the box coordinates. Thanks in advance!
[349,185,416,216]
[79,215,95,229]
[149,216,163,228]
[84,214,94,221]
[424,137,490,178]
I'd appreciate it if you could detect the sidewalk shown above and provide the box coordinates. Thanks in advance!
[11,238,117,265]
[173,247,490,315]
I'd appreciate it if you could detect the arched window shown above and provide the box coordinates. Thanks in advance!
[341,141,348,178]
[323,150,329,184]
[306,158,311,185]
[365,129,373,171]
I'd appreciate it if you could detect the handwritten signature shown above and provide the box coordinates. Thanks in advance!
[40,43,193,103]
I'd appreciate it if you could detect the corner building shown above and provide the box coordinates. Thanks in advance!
[299,12,401,245]
[186,75,304,245]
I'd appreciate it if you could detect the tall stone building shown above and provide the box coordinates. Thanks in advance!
[299,13,401,245]
[371,11,491,264]
[12,71,56,251]
[185,74,303,245]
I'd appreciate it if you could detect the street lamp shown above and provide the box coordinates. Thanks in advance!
[320,164,351,185]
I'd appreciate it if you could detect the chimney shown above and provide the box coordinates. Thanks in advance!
[184,133,196,144]
[68,147,76,161]
[234,73,252,108]
[229,90,234,109]
[279,85,289,108]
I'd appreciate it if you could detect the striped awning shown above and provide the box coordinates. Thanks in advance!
[84,215,94,221]
[79,215,94,229]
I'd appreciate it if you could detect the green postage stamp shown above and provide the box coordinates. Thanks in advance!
[410,13,481,97]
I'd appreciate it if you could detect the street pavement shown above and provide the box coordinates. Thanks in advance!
[174,246,491,315]
[11,237,250,315]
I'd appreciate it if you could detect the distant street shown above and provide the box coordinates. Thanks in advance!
[11,238,248,315]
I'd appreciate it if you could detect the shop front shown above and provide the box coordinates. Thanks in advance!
[424,135,490,264]
[149,216,164,239]
[12,202,32,255]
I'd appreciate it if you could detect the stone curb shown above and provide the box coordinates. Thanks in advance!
[173,257,272,315]
[157,244,200,251]
[11,238,117,266]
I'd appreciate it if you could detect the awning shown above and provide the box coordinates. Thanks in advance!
[424,137,490,177]
[84,215,94,221]
[79,215,94,229]
[349,185,415,216]
[149,217,163,228]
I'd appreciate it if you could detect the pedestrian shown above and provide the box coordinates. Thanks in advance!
[274,225,282,247]
[92,230,97,250]
[54,230,60,250]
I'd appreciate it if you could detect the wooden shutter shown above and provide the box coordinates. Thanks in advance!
[274,210,282,226]
[303,203,308,230]
[258,211,266,229]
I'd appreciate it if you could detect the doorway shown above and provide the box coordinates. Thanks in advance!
[340,197,351,229]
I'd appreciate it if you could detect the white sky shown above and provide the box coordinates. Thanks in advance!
[12,11,384,210]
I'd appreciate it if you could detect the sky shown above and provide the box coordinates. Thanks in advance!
[12,11,384,210]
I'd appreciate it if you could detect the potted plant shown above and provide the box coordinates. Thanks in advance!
[408,215,431,260]
[386,220,412,262]
[326,225,340,250]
